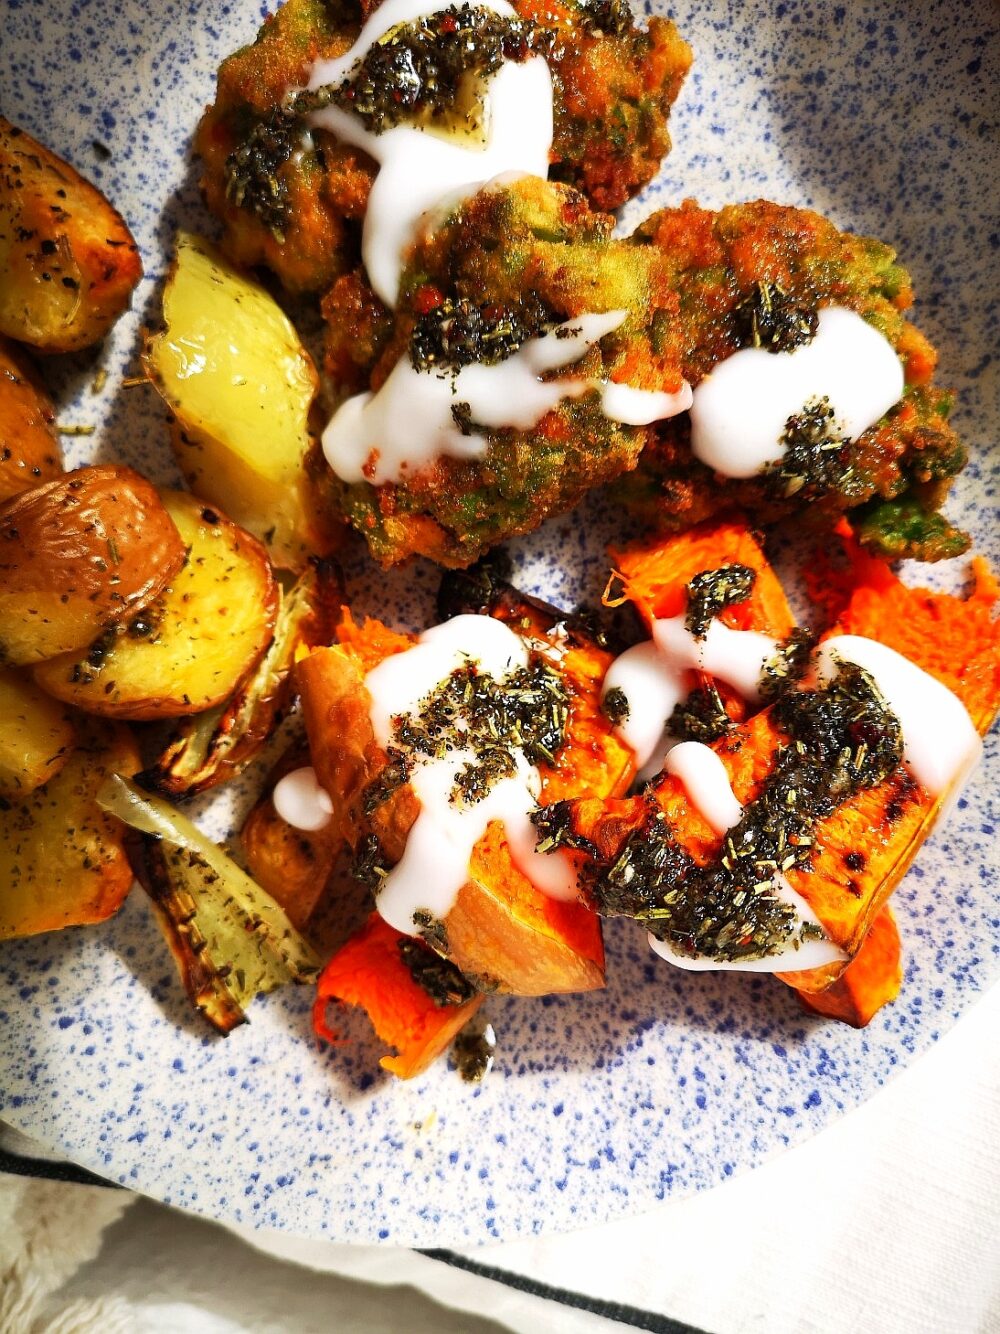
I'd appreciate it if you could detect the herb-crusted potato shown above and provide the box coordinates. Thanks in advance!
[0,118,142,353]
[0,718,139,939]
[145,234,340,571]
[0,339,63,503]
[0,466,186,666]
[0,666,75,798]
[34,490,279,720]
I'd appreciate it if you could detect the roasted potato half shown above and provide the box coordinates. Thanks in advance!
[0,718,139,939]
[146,233,339,572]
[34,489,279,719]
[139,558,342,797]
[0,666,75,798]
[0,118,142,352]
[0,339,63,503]
[0,466,186,666]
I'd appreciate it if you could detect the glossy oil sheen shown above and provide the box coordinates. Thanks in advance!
[0,0,996,1249]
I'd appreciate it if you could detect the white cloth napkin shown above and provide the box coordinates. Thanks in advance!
[3,982,999,1333]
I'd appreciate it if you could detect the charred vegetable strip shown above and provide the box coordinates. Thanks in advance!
[98,776,320,1033]
[313,911,483,1079]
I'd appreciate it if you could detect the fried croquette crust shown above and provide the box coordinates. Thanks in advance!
[619,200,968,561]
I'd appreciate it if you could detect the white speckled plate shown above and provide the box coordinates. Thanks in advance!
[0,0,997,1247]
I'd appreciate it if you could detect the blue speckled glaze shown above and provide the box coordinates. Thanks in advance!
[0,0,997,1248]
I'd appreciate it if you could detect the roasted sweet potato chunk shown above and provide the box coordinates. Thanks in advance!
[34,490,278,719]
[0,466,186,666]
[0,118,141,352]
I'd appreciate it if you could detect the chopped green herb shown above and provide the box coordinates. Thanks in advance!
[768,396,850,500]
[668,682,732,743]
[223,108,300,243]
[759,628,816,703]
[305,5,550,138]
[398,937,478,1006]
[602,685,630,726]
[411,295,551,372]
[684,563,756,639]
[573,663,903,963]
[733,281,818,353]
[412,908,450,954]
[451,1019,496,1083]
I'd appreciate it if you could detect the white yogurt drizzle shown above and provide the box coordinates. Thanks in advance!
[602,616,780,775]
[306,0,553,308]
[363,614,579,937]
[322,310,692,485]
[816,635,982,798]
[689,306,905,478]
[272,765,334,832]
[647,741,846,974]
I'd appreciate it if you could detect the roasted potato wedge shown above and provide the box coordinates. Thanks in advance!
[241,747,344,931]
[0,466,186,666]
[138,558,342,797]
[0,718,139,938]
[34,490,279,720]
[0,339,63,502]
[99,776,321,1034]
[0,666,75,797]
[0,118,141,352]
[145,233,340,571]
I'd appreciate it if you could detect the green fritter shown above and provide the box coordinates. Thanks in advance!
[327,175,687,567]
[617,200,969,562]
[196,0,690,294]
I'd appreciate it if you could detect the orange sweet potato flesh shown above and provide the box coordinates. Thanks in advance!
[313,911,483,1079]
[797,907,902,1026]
[298,603,633,996]
[564,555,1000,999]
[609,515,795,635]
[608,517,796,727]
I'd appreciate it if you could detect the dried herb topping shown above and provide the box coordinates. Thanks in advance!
[310,5,549,138]
[668,683,732,743]
[602,685,630,726]
[223,109,300,242]
[537,662,903,963]
[768,396,851,499]
[410,294,551,372]
[385,657,569,808]
[733,281,819,354]
[451,1020,496,1083]
[684,563,756,639]
[398,937,478,1005]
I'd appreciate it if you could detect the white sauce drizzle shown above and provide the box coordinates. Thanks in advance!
[817,635,982,798]
[364,614,578,937]
[601,615,779,771]
[272,765,334,832]
[689,306,905,479]
[322,311,691,485]
[307,0,553,308]
[646,740,846,974]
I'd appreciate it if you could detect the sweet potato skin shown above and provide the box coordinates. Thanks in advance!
[0,466,186,666]
[241,747,344,932]
[34,490,279,719]
[796,907,902,1026]
[0,339,62,503]
[0,118,141,352]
